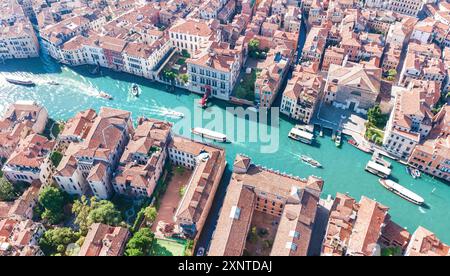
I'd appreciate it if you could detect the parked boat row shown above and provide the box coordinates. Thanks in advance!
[348,139,372,153]
[191,127,228,143]
[379,179,425,205]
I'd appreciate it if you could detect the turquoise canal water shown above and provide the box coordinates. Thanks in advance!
[1,56,449,244]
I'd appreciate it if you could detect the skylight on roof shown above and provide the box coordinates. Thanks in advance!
[289,230,300,238]
[229,206,241,220]
[285,242,297,251]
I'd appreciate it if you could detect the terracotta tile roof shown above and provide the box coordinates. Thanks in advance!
[270,190,320,256]
[8,186,40,219]
[169,19,213,37]
[6,134,54,168]
[208,155,323,256]
[187,42,242,73]
[208,182,256,256]
[347,196,389,256]
[87,162,108,182]
[83,107,131,152]
[406,226,450,256]
[327,62,381,95]
[78,223,130,256]
[380,218,411,250]
[60,109,97,139]
[321,193,358,256]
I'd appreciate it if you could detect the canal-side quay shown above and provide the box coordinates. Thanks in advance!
[1,55,450,247]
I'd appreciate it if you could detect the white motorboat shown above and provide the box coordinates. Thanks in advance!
[99,91,113,100]
[130,83,141,97]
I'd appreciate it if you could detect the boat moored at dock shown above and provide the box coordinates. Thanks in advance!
[335,131,342,147]
[378,179,425,205]
[365,160,391,178]
[288,125,314,144]
[192,127,228,143]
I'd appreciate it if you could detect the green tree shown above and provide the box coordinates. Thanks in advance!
[179,74,189,84]
[179,186,186,198]
[367,105,387,129]
[387,69,397,77]
[247,226,258,243]
[0,178,16,201]
[50,151,63,167]
[143,206,157,223]
[39,186,65,224]
[72,197,122,234]
[248,39,260,52]
[125,228,155,256]
[39,227,80,256]
[87,199,122,226]
[181,49,190,58]
[72,195,93,235]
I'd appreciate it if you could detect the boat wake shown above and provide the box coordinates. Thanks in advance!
[138,106,185,119]
[418,207,427,214]
[61,78,102,98]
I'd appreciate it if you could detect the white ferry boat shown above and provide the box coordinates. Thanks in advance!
[365,160,391,178]
[6,77,36,86]
[192,127,228,143]
[378,179,425,205]
[288,127,314,144]
[301,155,322,168]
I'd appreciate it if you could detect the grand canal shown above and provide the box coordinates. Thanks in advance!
[1,55,449,246]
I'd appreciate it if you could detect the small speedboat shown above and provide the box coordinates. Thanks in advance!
[47,81,60,85]
[413,169,421,178]
[348,139,357,146]
[335,132,342,147]
[301,155,322,168]
[164,110,184,118]
[406,166,416,179]
[130,83,140,97]
[99,91,113,100]
[6,77,36,86]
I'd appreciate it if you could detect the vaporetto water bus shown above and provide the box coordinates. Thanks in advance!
[191,127,228,143]
[378,179,425,205]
